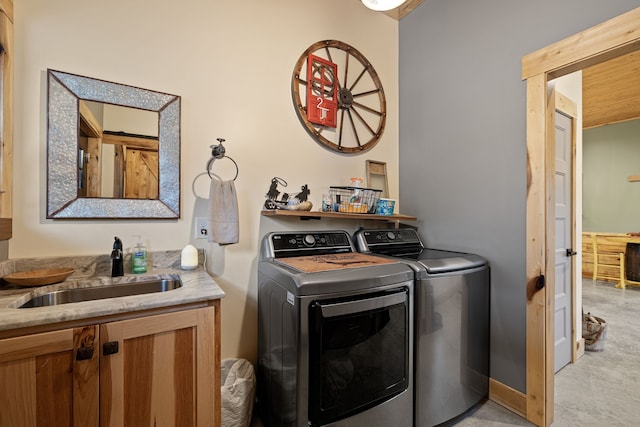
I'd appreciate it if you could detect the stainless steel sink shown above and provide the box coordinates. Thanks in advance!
[18,278,182,308]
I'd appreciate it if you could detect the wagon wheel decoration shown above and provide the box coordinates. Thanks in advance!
[292,40,387,154]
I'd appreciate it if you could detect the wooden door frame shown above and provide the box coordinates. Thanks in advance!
[522,7,640,427]
[0,0,13,240]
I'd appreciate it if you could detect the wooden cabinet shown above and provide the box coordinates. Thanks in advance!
[0,305,220,427]
[0,325,98,427]
[100,307,218,427]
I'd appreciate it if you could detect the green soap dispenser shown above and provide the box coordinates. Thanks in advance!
[132,235,147,274]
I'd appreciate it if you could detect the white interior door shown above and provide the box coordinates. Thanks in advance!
[554,111,574,373]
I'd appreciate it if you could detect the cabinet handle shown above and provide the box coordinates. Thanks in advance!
[76,346,94,361]
[103,341,119,356]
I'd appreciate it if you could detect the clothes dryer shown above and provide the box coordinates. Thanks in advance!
[354,228,490,427]
[258,230,414,427]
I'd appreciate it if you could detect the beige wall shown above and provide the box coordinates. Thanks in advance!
[13,0,400,360]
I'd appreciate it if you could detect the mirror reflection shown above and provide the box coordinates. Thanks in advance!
[47,69,181,219]
[78,101,159,199]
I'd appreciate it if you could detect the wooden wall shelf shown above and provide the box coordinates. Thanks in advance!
[261,210,416,222]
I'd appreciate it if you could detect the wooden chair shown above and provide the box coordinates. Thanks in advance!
[584,232,640,289]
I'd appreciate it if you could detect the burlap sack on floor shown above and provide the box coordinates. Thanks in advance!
[583,313,607,352]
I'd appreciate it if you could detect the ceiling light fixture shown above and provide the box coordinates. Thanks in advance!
[361,0,407,11]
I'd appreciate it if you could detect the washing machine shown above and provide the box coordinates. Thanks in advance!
[257,230,415,427]
[354,228,490,427]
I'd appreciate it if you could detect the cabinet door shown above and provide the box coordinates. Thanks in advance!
[0,326,99,427]
[100,306,218,427]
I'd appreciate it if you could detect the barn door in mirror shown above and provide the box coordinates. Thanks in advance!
[47,70,181,219]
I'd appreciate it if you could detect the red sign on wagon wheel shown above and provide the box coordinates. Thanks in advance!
[306,54,338,128]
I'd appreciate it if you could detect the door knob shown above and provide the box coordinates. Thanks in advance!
[566,248,577,257]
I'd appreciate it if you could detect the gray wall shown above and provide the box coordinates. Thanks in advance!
[399,0,639,393]
[583,120,640,232]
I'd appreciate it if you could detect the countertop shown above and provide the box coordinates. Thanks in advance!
[0,250,225,333]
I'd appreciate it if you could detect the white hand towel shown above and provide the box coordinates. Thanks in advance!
[209,179,239,245]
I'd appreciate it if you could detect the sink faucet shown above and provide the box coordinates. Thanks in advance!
[111,236,124,277]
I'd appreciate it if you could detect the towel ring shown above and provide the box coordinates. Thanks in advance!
[192,172,211,198]
[207,156,238,181]
[207,138,239,181]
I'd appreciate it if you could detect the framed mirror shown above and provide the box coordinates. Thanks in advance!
[47,69,181,219]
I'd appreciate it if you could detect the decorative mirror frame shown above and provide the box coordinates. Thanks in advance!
[46,70,181,219]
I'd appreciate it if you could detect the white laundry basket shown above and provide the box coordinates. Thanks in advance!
[221,358,256,427]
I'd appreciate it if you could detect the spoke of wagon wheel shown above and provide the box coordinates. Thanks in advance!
[343,50,350,89]
[353,101,383,116]
[353,87,382,98]
[350,106,376,136]
[324,46,333,63]
[338,109,346,150]
[346,109,363,149]
[349,67,369,92]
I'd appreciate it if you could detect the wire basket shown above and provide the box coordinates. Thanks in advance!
[329,186,382,214]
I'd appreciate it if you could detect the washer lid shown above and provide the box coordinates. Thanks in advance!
[417,249,487,273]
[274,252,396,273]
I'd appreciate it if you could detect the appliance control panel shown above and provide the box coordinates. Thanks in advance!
[357,229,422,245]
[265,231,355,258]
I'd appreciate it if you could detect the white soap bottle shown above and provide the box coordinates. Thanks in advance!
[132,235,147,274]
